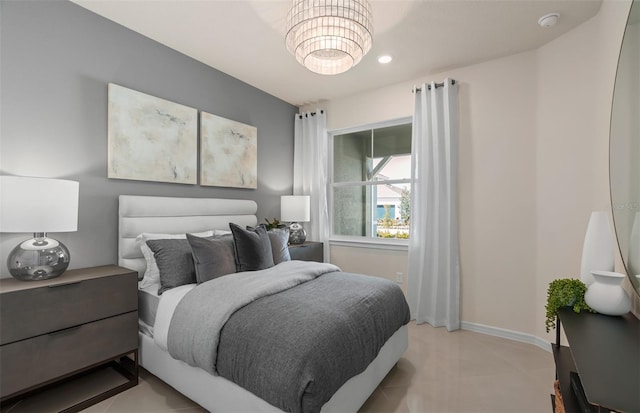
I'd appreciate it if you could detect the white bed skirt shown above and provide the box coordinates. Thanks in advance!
[139,324,408,412]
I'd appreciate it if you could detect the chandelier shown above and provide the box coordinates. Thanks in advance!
[285,0,374,75]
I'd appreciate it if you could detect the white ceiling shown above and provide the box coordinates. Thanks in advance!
[71,0,602,107]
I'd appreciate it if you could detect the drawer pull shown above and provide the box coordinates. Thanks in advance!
[47,281,82,289]
[48,325,81,336]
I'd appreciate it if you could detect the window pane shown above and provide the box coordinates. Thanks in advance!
[375,183,411,239]
[372,154,411,181]
[333,184,411,239]
[333,130,371,183]
[372,124,412,158]
[333,185,371,236]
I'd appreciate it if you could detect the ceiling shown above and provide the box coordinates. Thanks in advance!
[70,0,602,107]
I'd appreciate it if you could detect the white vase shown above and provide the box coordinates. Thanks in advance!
[580,211,615,286]
[585,271,631,316]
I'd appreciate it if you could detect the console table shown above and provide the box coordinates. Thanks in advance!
[552,307,639,412]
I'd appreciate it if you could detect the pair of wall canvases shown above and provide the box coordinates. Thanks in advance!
[108,83,257,189]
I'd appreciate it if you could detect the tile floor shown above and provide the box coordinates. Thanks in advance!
[4,323,555,413]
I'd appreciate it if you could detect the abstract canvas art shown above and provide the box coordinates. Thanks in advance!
[200,112,257,189]
[108,83,197,184]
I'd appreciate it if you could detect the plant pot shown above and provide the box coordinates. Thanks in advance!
[585,271,631,316]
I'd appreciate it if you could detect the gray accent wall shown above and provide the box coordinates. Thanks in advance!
[0,1,297,274]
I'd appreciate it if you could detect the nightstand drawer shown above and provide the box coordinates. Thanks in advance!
[289,242,323,262]
[0,270,137,345]
[0,310,138,398]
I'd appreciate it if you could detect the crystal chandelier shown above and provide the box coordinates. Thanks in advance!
[285,0,373,75]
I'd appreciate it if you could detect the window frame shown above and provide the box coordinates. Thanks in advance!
[328,116,413,248]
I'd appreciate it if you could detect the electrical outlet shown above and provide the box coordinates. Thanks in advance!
[396,272,404,283]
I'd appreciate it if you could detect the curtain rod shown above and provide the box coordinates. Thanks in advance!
[298,109,324,119]
[412,79,456,93]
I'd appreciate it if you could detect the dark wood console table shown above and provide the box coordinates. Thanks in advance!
[552,307,640,412]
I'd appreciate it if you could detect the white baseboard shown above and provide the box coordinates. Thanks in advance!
[460,321,551,353]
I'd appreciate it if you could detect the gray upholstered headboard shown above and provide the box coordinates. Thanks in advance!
[118,195,258,276]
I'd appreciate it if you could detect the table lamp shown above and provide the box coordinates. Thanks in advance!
[281,195,310,245]
[0,176,79,281]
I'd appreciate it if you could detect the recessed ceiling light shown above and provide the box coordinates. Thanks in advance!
[538,13,560,28]
[378,55,392,64]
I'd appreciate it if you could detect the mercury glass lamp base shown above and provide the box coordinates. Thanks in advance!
[7,234,70,281]
[288,222,307,245]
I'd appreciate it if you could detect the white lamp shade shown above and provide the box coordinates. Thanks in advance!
[281,195,310,222]
[0,176,79,233]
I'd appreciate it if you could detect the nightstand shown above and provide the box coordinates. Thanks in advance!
[288,241,324,262]
[0,265,139,412]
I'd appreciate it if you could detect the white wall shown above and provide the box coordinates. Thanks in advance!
[534,0,633,338]
[330,245,409,293]
[0,2,298,273]
[318,0,633,341]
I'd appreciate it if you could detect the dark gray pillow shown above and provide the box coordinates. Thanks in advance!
[268,228,291,264]
[186,233,236,283]
[229,223,274,271]
[147,238,205,295]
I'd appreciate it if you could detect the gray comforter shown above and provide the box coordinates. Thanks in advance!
[167,261,410,413]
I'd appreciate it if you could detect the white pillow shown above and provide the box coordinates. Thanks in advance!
[136,231,215,289]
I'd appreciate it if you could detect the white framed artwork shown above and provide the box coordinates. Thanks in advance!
[200,111,257,189]
[108,83,198,184]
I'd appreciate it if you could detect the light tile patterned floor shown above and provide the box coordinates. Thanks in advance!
[5,323,554,413]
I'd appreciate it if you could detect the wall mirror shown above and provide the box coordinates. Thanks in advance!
[610,0,640,297]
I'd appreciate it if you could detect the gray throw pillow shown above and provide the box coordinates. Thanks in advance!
[147,238,208,295]
[229,223,274,271]
[268,228,291,264]
[186,233,237,283]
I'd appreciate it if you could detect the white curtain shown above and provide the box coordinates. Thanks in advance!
[293,110,329,254]
[407,80,460,331]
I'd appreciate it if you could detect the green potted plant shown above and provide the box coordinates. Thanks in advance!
[264,218,286,231]
[545,278,593,333]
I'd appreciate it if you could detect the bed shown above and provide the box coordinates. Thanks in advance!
[118,195,409,413]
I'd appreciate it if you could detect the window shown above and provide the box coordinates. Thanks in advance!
[330,119,412,241]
